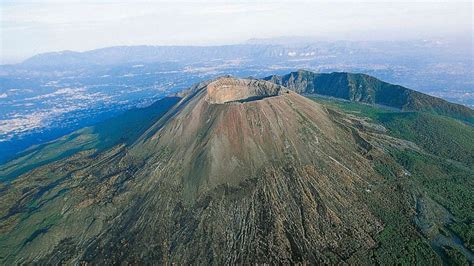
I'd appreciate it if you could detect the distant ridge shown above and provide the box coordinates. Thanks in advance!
[265,70,474,122]
[20,45,276,67]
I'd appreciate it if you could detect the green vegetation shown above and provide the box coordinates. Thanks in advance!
[378,113,474,165]
[310,96,474,263]
[443,246,470,265]
[363,167,440,264]
[389,150,474,252]
[310,96,474,165]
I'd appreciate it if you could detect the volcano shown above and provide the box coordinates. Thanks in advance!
[1,76,467,264]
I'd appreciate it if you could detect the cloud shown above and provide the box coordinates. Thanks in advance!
[1,1,472,63]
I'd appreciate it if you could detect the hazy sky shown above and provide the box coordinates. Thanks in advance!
[1,0,472,63]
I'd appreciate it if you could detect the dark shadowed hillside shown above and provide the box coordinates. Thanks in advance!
[265,70,474,122]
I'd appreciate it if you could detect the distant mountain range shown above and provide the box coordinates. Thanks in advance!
[20,45,275,67]
[15,39,472,70]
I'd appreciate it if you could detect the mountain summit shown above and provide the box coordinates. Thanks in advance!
[206,77,286,104]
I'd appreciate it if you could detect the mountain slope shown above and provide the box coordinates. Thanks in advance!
[1,77,472,264]
[0,77,431,264]
[265,70,474,122]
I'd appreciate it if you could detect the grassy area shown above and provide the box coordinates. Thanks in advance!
[390,149,474,251]
[310,96,474,165]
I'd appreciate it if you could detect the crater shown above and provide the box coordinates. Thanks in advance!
[206,77,286,104]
